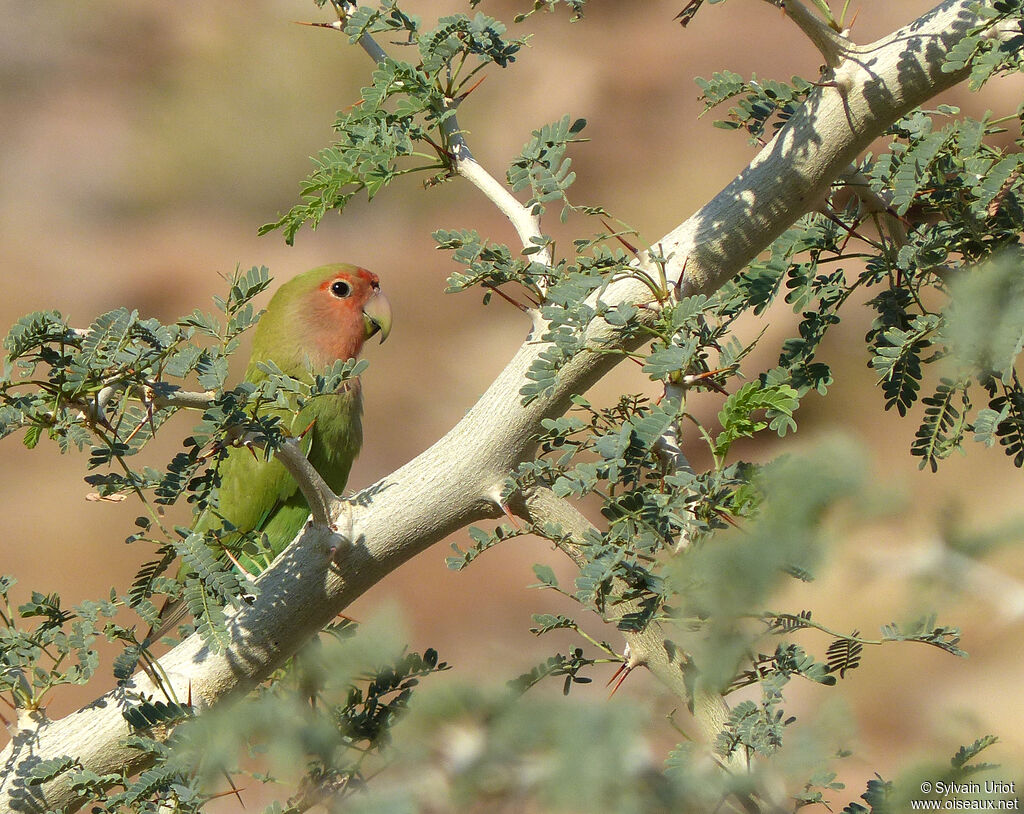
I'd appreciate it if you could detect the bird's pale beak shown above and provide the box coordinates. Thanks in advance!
[362,290,392,343]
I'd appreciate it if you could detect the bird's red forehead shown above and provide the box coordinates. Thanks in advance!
[317,266,378,293]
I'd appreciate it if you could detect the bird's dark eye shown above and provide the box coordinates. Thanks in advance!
[330,280,352,298]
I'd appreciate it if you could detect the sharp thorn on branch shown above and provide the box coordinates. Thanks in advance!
[122,411,151,445]
[715,509,742,530]
[456,74,487,103]
[500,502,522,530]
[482,282,531,313]
[606,647,638,697]
[222,547,256,581]
[600,218,640,256]
[208,779,246,807]
[837,215,864,252]
[682,368,733,395]
[673,256,689,298]
[421,132,455,163]
[293,20,343,31]
[489,490,522,530]
[674,0,705,27]
[821,207,874,246]
[606,661,629,691]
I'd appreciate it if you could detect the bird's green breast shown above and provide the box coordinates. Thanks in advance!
[209,382,363,570]
[301,381,364,495]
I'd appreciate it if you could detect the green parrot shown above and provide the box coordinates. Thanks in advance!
[153,263,392,638]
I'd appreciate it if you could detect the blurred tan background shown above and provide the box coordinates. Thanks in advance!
[1,0,1022,799]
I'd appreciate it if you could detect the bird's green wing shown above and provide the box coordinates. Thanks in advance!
[209,438,309,571]
[205,387,363,568]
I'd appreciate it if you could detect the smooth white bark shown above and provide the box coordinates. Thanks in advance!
[663,0,996,297]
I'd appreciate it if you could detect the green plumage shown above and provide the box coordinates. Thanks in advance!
[154,264,390,636]
[203,364,362,571]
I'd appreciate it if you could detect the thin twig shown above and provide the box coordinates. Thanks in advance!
[440,102,551,268]
[142,383,335,525]
[145,386,218,410]
[273,438,337,528]
[323,9,551,272]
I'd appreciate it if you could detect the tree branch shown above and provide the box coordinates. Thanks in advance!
[519,487,731,741]
[652,382,694,554]
[661,0,988,297]
[330,5,552,269]
[781,0,855,67]
[139,385,338,525]
[440,104,551,269]
[146,385,218,410]
[336,1,389,63]
[0,2,997,810]
[275,438,338,529]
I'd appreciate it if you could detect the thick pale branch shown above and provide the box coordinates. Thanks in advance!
[0,2,999,810]
[353,29,387,64]
[336,2,389,63]
[663,0,987,297]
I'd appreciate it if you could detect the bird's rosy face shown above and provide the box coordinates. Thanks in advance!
[309,267,392,362]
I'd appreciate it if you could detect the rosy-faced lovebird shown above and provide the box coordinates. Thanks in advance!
[154,264,391,637]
